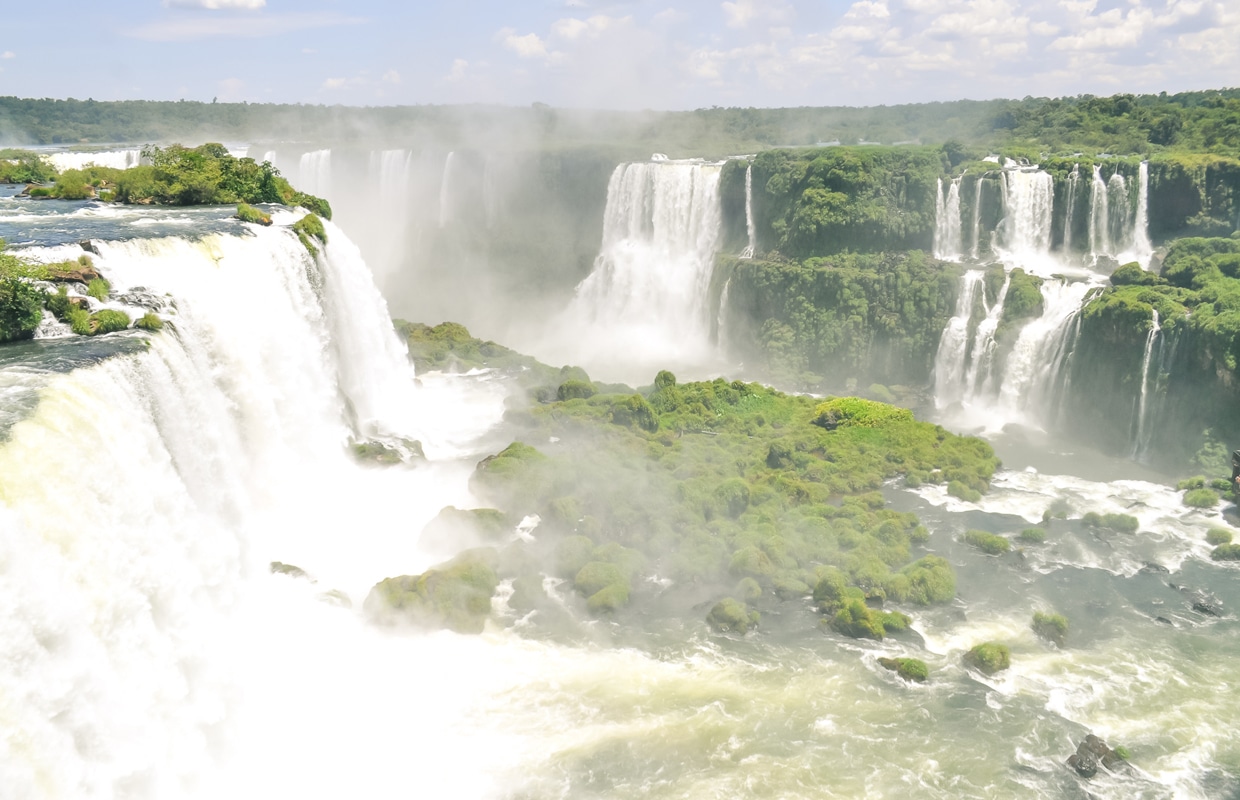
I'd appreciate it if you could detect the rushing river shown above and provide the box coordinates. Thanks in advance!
[0,193,1237,799]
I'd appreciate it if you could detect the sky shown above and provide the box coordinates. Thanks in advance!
[0,0,1236,110]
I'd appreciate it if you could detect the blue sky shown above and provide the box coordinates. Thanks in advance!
[0,0,1235,109]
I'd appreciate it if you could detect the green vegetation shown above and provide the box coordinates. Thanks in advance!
[85,277,110,301]
[812,397,914,429]
[364,548,499,634]
[0,149,57,184]
[877,656,929,683]
[1081,512,1140,533]
[963,642,1011,675]
[292,213,327,257]
[87,309,130,335]
[1183,488,1219,508]
[134,312,164,332]
[707,598,760,634]
[1207,528,1234,545]
[721,249,958,390]
[235,202,272,226]
[948,480,982,502]
[964,529,1010,555]
[1032,611,1069,647]
[1211,544,1240,561]
[1019,527,1047,543]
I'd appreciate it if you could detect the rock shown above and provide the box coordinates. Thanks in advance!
[364,548,499,634]
[1171,583,1224,616]
[707,597,760,634]
[79,240,101,256]
[45,263,101,283]
[420,506,512,555]
[1068,734,1126,778]
[1138,561,1169,575]
[270,561,309,579]
[877,656,929,683]
[1154,616,1174,626]
[319,589,352,608]
[963,642,1011,675]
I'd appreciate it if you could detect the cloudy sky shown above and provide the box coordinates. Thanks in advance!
[0,0,1235,109]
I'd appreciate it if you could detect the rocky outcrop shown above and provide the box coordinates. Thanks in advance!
[1067,734,1128,778]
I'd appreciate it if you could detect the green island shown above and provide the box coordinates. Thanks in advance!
[366,323,997,638]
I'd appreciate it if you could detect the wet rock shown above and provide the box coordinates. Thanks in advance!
[45,263,101,283]
[1138,562,1169,575]
[1171,583,1224,617]
[877,656,928,683]
[270,561,309,579]
[79,240,101,256]
[1067,734,1126,778]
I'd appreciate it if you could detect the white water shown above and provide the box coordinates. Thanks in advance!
[1062,165,1080,255]
[1131,309,1161,460]
[549,159,726,381]
[933,270,983,409]
[934,176,964,261]
[438,151,456,228]
[962,272,1011,402]
[43,149,142,172]
[740,163,756,259]
[996,168,1054,263]
[969,174,985,260]
[1118,162,1154,269]
[1089,164,1113,262]
[363,149,414,288]
[297,150,332,199]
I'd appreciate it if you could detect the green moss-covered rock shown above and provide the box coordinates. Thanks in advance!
[964,529,1010,555]
[364,549,499,634]
[87,309,130,335]
[1211,544,1240,561]
[421,506,513,551]
[963,642,1011,675]
[896,555,956,604]
[729,545,776,579]
[555,535,596,578]
[1081,512,1140,533]
[1032,611,1069,646]
[948,480,983,502]
[1184,488,1219,508]
[1019,527,1047,543]
[1207,527,1234,546]
[235,202,272,226]
[134,312,164,331]
[556,379,597,401]
[878,656,928,683]
[707,597,760,634]
[292,212,327,257]
[736,576,763,601]
[608,394,658,432]
[574,561,627,597]
[831,598,887,640]
[586,581,630,613]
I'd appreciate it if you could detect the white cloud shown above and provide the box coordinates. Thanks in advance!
[0,51,14,59]
[722,0,792,29]
[164,0,266,8]
[131,12,363,40]
[382,69,401,84]
[322,77,347,89]
[447,58,470,81]
[552,18,588,40]
[502,30,549,59]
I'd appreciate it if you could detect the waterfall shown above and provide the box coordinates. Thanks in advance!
[1131,309,1162,459]
[933,270,984,409]
[934,176,964,261]
[298,149,332,198]
[997,169,1054,257]
[995,279,1094,424]
[962,272,1011,401]
[438,151,456,228]
[1089,165,1112,262]
[740,163,756,259]
[1123,161,1154,269]
[0,220,444,797]
[1062,165,1080,255]
[362,149,413,287]
[482,155,500,229]
[556,159,724,378]
[716,274,733,345]
[44,148,142,172]
[969,175,984,260]
[1108,172,1131,253]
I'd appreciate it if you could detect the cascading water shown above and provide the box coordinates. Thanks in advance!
[740,163,756,259]
[934,176,964,261]
[553,159,725,380]
[1122,161,1154,268]
[1062,165,1080,255]
[298,149,332,198]
[933,270,984,409]
[997,168,1053,258]
[1107,172,1131,253]
[1131,309,1161,460]
[969,175,985,260]
[1089,164,1112,262]
[961,272,1011,402]
[438,151,456,228]
[43,148,143,172]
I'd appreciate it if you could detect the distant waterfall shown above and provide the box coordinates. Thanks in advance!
[438,151,456,228]
[1089,165,1112,261]
[1062,165,1080,254]
[933,270,984,408]
[1131,309,1162,460]
[558,159,724,378]
[740,163,756,259]
[1108,173,1131,252]
[298,150,332,198]
[934,176,964,261]
[43,148,142,172]
[995,279,1093,421]
[962,272,1011,400]
[1125,162,1154,268]
[969,176,984,260]
[998,169,1054,257]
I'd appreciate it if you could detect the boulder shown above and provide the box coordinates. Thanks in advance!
[1067,734,1126,778]
[878,656,928,683]
[364,548,499,634]
[45,263,101,283]
[707,598,760,634]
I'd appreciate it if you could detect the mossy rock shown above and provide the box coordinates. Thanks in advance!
[84,309,130,335]
[964,529,1010,555]
[1032,611,1069,646]
[235,202,272,226]
[1019,527,1047,543]
[1184,488,1219,508]
[729,545,776,579]
[896,555,956,605]
[948,480,982,502]
[292,212,327,257]
[556,379,597,401]
[812,397,914,430]
[364,548,499,634]
[1211,544,1240,561]
[555,535,597,578]
[713,478,751,518]
[508,575,547,613]
[736,576,762,601]
[574,561,628,597]
[963,642,1011,675]
[420,506,513,551]
[1081,512,1139,533]
[350,440,403,465]
[134,312,164,331]
[772,573,811,600]
[707,597,760,634]
[878,656,928,683]
[831,599,887,640]
[586,581,630,613]
[270,561,308,579]
[608,394,658,432]
[1206,528,1234,546]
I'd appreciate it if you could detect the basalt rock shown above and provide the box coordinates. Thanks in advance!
[1067,734,1126,779]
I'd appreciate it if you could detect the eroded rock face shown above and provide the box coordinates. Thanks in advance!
[45,263,101,283]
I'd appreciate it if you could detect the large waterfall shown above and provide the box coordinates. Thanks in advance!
[1131,308,1162,460]
[996,167,1054,260]
[550,158,726,381]
[934,177,963,261]
[740,163,756,259]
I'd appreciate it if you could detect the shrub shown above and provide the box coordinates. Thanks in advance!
[948,480,982,502]
[0,278,46,343]
[1032,611,1068,646]
[1082,512,1139,533]
[1019,527,1047,543]
[707,597,759,634]
[964,529,1010,555]
[134,312,164,331]
[898,555,956,604]
[1184,488,1219,508]
[878,656,928,683]
[1177,475,1206,490]
[235,202,272,226]
[963,642,1011,675]
[1211,544,1240,561]
[1207,528,1234,546]
[574,561,627,597]
[67,306,91,335]
[88,309,130,335]
[556,379,596,401]
[292,213,327,256]
[831,599,886,640]
[713,478,751,518]
[85,277,110,301]
[609,394,657,432]
[812,397,914,430]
